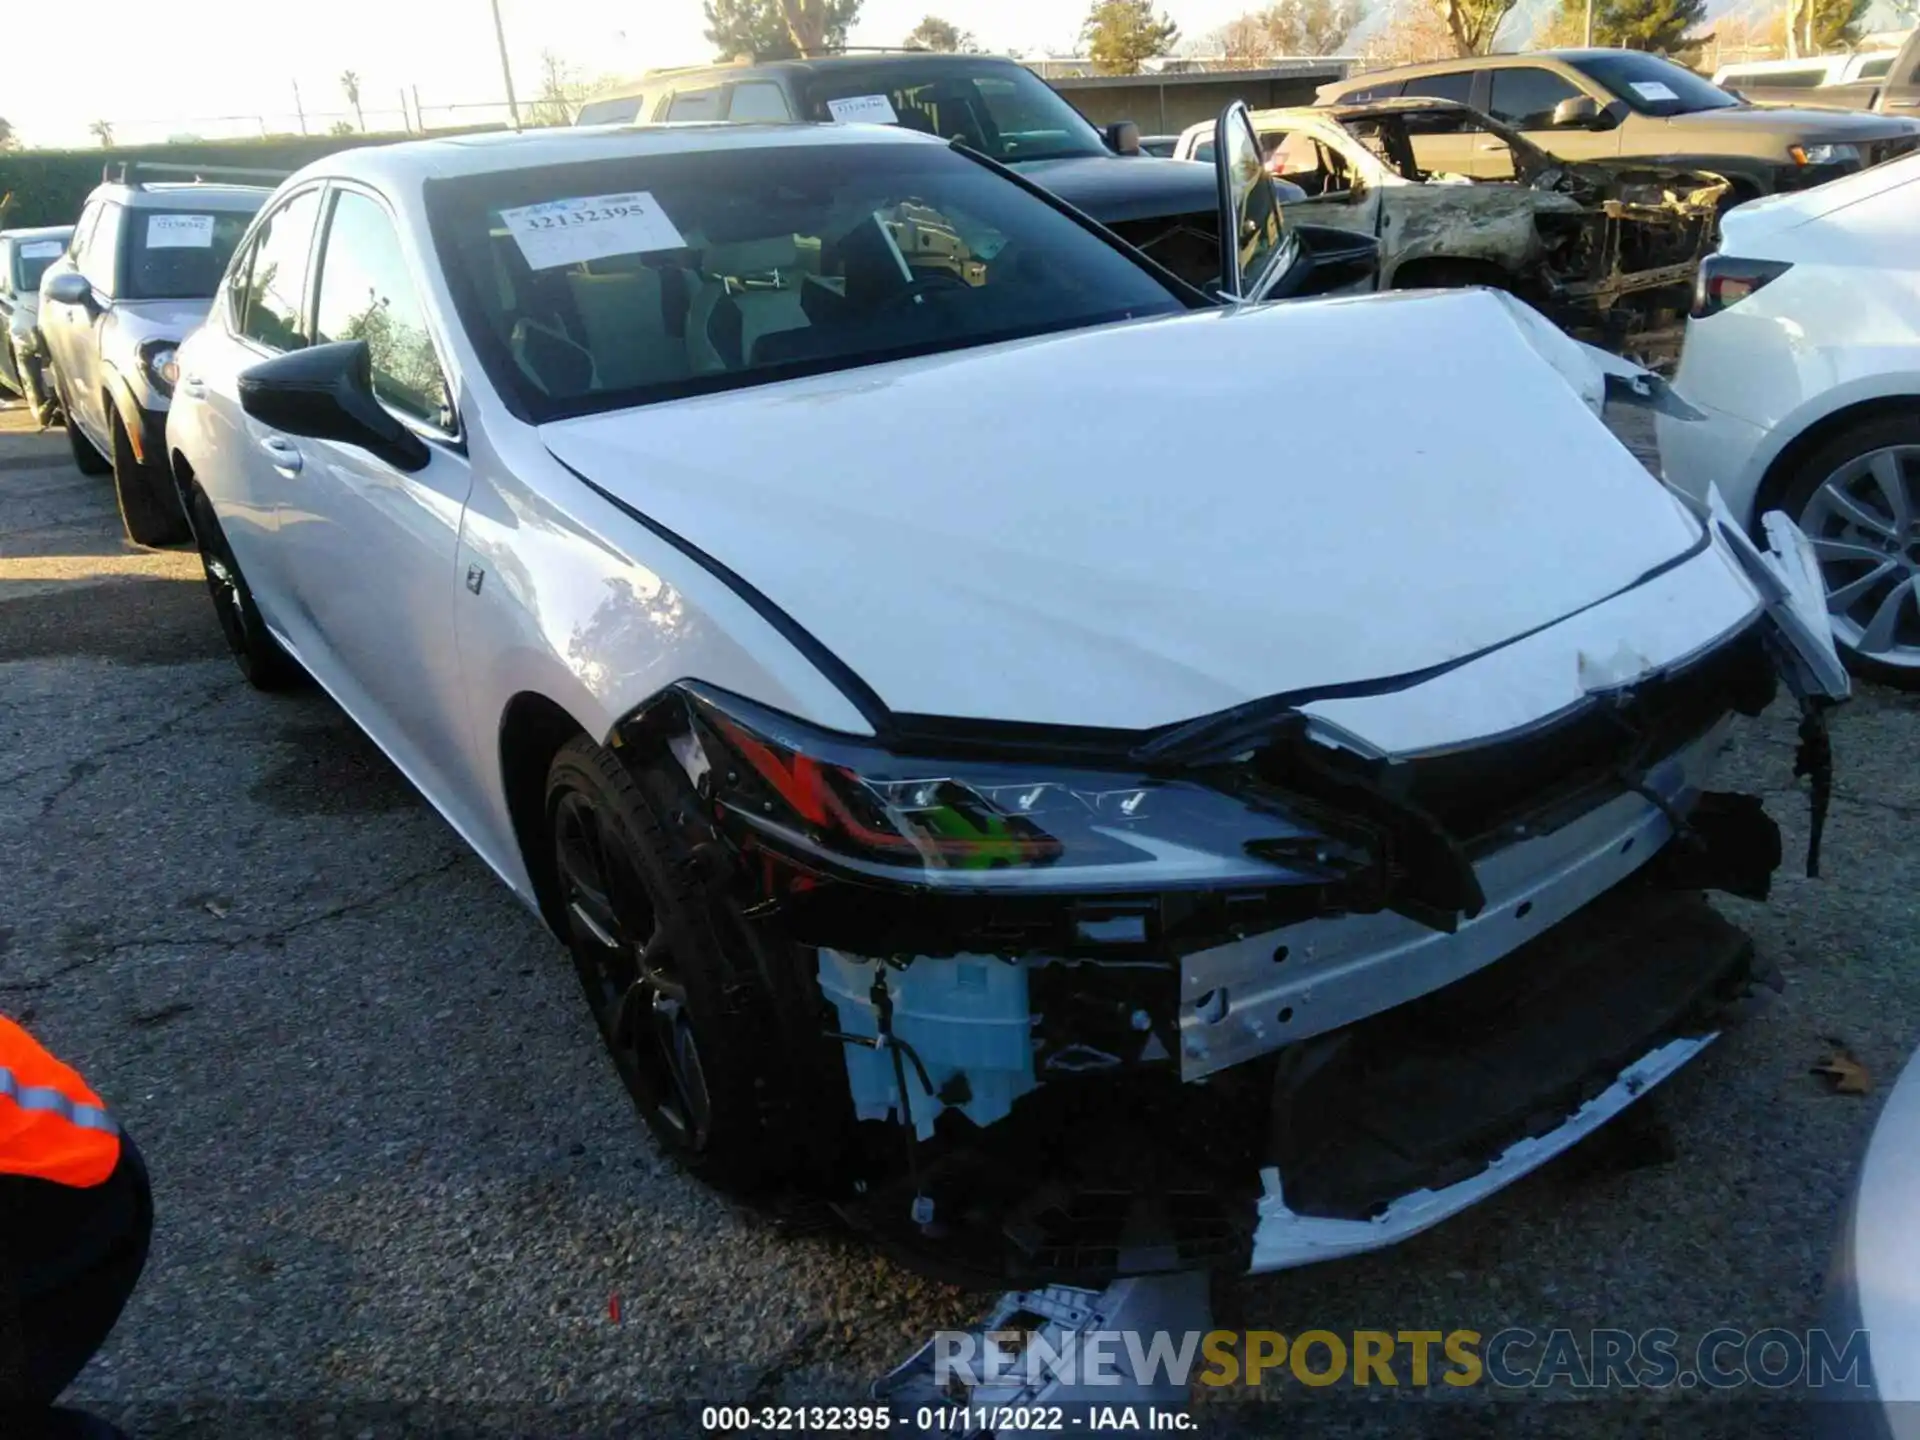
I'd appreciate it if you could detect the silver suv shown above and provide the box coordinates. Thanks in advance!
[39,169,269,544]
[0,226,74,420]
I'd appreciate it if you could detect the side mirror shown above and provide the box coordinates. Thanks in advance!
[1550,95,1604,129]
[238,340,431,473]
[1213,99,1291,300]
[44,271,96,309]
[1106,120,1142,155]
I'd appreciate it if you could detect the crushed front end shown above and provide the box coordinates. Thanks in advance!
[611,504,1845,1288]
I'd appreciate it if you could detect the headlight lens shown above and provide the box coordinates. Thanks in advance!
[654,684,1377,894]
[139,341,179,395]
[1789,143,1859,166]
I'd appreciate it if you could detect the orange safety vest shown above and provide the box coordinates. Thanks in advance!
[0,1015,121,1188]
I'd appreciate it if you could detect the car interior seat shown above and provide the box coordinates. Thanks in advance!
[687,237,813,374]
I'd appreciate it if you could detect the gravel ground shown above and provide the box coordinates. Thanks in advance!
[0,395,1914,1439]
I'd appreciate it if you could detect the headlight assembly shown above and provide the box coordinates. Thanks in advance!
[1788,143,1860,166]
[644,683,1381,896]
[138,340,179,396]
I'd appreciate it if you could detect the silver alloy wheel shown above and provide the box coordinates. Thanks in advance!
[1801,444,1920,669]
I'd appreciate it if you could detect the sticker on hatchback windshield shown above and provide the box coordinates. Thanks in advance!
[147,214,216,248]
[827,94,899,125]
[499,192,688,270]
[1629,81,1679,101]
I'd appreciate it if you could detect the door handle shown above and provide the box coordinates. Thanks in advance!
[259,435,303,473]
[181,376,206,398]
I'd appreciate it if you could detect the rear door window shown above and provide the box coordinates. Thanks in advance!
[728,81,793,121]
[1401,71,1475,104]
[576,94,647,125]
[665,88,724,122]
[1487,67,1584,128]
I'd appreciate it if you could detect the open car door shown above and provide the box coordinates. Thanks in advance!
[1213,100,1379,303]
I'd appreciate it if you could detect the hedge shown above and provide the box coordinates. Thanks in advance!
[0,126,505,230]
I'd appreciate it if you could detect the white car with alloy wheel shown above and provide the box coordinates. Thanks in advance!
[166,108,1846,1290]
[1659,150,1920,687]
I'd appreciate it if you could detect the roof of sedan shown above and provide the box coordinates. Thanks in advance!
[309,120,938,187]
[0,224,74,240]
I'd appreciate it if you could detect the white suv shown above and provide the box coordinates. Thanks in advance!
[39,170,267,544]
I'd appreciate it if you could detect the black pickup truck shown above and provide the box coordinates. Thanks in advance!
[575,52,1266,287]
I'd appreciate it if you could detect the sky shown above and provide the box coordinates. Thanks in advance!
[2,0,1260,148]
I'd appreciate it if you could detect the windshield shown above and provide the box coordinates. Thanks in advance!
[428,142,1189,424]
[1566,52,1742,116]
[799,62,1108,163]
[122,208,258,300]
[12,238,67,295]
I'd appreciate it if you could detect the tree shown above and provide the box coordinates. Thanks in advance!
[904,14,976,50]
[1539,0,1705,53]
[528,50,589,126]
[1209,0,1366,57]
[1361,0,1456,63]
[340,70,365,131]
[1807,0,1869,50]
[1433,0,1519,54]
[328,118,358,136]
[703,0,859,58]
[0,117,17,152]
[88,120,115,148]
[1082,0,1181,74]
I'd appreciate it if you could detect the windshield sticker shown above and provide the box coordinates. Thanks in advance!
[499,191,688,270]
[827,93,900,125]
[1629,81,1679,101]
[20,240,65,259]
[147,214,216,249]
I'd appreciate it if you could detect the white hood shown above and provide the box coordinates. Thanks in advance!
[541,288,1706,731]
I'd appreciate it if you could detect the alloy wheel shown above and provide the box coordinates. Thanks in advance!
[1802,444,1920,670]
[552,790,712,1147]
[201,550,251,661]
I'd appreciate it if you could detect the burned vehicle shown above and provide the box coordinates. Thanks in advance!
[1178,98,1727,340]
[166,107,1845,1290]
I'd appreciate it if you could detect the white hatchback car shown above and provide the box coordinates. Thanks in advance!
[1660,151,1920,687]
[168,111,1843,1288]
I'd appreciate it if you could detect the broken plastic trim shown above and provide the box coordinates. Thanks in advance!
[1248,1033,1713,1272]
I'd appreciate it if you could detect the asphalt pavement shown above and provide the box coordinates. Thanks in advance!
[1,395,1915,1438]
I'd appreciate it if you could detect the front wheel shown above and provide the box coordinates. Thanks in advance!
[188,487,301,691]
[1776,412,1920,689]
[544,736,805,1192]
[110,413,189,546]
[55,371,110,476]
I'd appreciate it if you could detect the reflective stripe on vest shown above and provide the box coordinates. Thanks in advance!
[0,1015,123,1188]
[0,1067,118,1136]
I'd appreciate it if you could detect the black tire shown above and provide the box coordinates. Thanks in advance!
[1772,411,1920,691]
[544,735,823,1192]
[56,373,111,476]
[187,486,302,691]
[110,412,189,546]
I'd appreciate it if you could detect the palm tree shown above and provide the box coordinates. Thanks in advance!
[340,70,365,131]
[88,119,115,148]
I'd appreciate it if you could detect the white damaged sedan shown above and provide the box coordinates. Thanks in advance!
[167,106,1846,1286]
